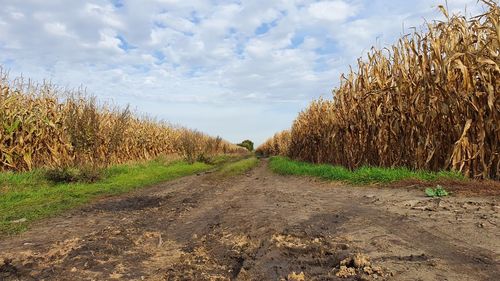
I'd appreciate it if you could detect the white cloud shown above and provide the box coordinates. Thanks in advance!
[10,11,25,20]
[44,22,71,37]
[84,3,123,29]
[97,29,123,52]
[308,1,358,22]
[153,13,196,33]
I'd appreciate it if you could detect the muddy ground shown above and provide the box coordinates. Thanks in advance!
[0,160,499,281]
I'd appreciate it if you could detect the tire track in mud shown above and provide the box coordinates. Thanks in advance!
[1,159,499,281]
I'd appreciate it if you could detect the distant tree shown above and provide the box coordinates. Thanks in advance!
[237,139,254,151]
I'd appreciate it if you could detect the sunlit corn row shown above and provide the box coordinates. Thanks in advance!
[258,1,499,179]
[256,130,290,157]
[0,70,246,172]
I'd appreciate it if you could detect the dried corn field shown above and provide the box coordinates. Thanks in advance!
[258,1,500,179]
[0,69,246,172]
[256,130,290,157]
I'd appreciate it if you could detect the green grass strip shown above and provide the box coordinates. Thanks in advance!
[217,157,259,177]
[0,160,211,236]
[268,156,464,184]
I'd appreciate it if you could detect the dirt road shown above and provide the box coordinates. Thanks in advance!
[1,160,499,281]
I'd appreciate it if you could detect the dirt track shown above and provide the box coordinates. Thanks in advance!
[1,160,499,281]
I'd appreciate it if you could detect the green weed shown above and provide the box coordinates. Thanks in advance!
[425,185,450,197]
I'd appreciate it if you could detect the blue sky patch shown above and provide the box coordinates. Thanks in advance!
[255,20,278,35]
[116,35,136,51]
[110,0,124,8]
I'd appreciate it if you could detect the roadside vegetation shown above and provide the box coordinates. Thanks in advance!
[0,155,251,236]
[269,156,464,185]
[0,159,209,236]
[257,2,499,180]
[217,156,259,177]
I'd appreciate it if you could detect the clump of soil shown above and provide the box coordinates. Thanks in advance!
[334,253,385,279]
[335,266,356,278]
[286,271,306,281]
[0,259,19,280]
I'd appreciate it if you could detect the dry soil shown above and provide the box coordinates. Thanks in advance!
[1,160,499,281]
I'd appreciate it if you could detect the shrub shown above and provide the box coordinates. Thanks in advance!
[237,140,254,151]
[44,165,102,183]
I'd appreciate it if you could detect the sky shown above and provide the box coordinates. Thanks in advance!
[0,0,487,145]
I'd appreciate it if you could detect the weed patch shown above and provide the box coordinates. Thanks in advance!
[425,185,450,197]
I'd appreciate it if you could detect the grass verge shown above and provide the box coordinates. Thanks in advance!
[217,157,259,177]
[0,159,212,236]
[269,156,465,184]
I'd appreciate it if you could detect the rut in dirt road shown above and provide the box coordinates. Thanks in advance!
[1,160,499,281]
